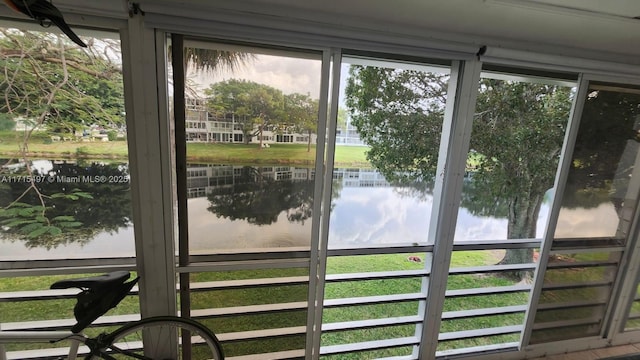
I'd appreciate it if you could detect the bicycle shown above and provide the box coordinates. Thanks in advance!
[0,271,224,359]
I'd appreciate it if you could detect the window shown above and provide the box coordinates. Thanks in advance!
[531,81,640,343]
[0,25,138,356]
[175,39,322,357]
[321,55,451,358]
[0,27,133,262]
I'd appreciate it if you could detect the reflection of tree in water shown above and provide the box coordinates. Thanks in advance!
[0,161,131,249]
[206,167,314,226]
[458,176,510,218]
[390,177,434,203]
[564,89,640,215]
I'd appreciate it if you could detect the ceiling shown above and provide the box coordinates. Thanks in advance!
[1,0,639,62]
[524,0,640,18]
[164,0,640,62]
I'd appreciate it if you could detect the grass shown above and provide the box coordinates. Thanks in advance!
[0,134,370,167]
[187,142,369,166]
[528,250,620,344]
[0,272,140,352]
[320,251,527,358]
[0,250,615,357]
[0,251,522,358]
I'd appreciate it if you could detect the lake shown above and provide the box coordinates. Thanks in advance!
[0,161,621,261]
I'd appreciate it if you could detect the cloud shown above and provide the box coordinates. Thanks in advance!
[193,54,322,98]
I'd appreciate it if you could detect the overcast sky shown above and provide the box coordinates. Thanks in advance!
[191,53,323,99]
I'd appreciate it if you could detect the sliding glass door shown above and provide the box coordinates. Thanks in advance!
[319,55,453,359]
[172,37,326,358]
[526,79,640,346]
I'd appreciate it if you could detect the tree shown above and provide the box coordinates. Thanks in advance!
[206,79,253,143]
[345,66,449,184]
[0,28,126,247]
[206,80,319,148]
[470,80,571,271]
[285,93,318,152]
[0,28,124,135]
[206,79,285,145]
[241,84,284,149]
[183,47,253,75]
[345,65,572,280]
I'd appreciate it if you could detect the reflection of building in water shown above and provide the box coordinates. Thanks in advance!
[332,168,390,187]
[186,165,316,198]
[186,165,390,198]
[185,97,317,145]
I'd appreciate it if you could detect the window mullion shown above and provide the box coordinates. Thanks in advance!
[309,48,342,360]
[121,19,177,318]
[519,74,589,348]
[417,59,481,359]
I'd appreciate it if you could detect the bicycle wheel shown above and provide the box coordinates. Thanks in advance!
[98,316,223,359]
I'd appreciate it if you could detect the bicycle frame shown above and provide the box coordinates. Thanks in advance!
[0,329,83,360]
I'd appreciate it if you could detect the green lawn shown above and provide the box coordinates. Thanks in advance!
[0,251,525,357]
[1,251,611,357]
[0,134,370,167]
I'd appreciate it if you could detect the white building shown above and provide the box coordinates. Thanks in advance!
[185,97,317,145]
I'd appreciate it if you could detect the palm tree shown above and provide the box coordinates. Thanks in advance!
[183,48,253,73]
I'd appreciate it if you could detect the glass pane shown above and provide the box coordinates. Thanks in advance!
[441,69,575,352]
[0,27,132,261]
[532,82,640,344]
[456,73,575,243]
[182,44,322,253]
[177,41,322,359]
[328,57,450,248]
[555,82,640,242]
[321,55,450,357]
[534,250,621,337]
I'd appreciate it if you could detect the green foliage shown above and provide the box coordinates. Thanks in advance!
[205,79,318,146]
[107,130,118,141]
[0,27,127,249]
[345,65,573,276]
[0,161,131,249]
[345,66,449,184]
[0,113,16,131]
[284,93,318,151]
[470,80,571,208]
[0,190,90,239]
[0,27,124,135]
[182,47,254,74]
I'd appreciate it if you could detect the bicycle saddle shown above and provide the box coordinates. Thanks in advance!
[50,271,131,290]
[50,271,139,333]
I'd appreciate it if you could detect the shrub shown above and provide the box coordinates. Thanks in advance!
[76,146,90,156]
[107,130,118,141]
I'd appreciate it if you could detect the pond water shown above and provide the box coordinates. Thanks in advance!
[0,160,621,261]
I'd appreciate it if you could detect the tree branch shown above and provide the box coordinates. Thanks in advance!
[1,50,113,79]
